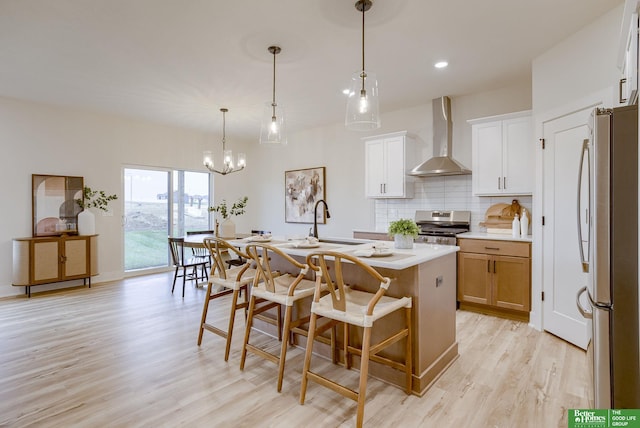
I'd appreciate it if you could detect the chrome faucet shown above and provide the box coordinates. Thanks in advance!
[312,199,331,239]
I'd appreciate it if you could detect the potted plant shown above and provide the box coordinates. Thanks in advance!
[75,186,118,235]
[209,196,248,238]
[388,218,419,249]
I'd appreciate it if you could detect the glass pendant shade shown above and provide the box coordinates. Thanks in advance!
[237,152,246,167]
[259,102,287,145]
[223,149,233,168]
[260,45,286,146]
[203,150,214,169]
[345,70,380,131]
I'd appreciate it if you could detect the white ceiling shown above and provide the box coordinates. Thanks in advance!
[0,0,623,140]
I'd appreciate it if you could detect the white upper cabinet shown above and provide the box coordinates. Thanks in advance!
[364,131,414,198]
[469,111,533,196]
[617,1,639,106]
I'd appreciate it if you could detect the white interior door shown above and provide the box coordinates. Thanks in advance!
[542,107,594,349]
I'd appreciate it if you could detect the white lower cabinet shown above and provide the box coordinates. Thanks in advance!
[364,131,414,198]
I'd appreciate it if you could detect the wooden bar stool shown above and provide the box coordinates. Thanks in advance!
[240,243,327,392]
[197,237,256,361]
[300,251,412,428]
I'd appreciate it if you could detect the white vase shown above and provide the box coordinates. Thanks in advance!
[394,234,414,249]
[219,218,236,239]
[77,209,95,235]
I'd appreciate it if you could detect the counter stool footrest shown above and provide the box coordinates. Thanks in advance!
[244,343,280,365]
[306,371,358,401]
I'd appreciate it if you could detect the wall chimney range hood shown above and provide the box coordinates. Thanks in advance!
[409,96,471,177]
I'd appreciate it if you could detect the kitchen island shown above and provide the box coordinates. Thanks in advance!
[229,237,460,396]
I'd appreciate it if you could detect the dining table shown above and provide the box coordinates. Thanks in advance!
[182,233,250,248]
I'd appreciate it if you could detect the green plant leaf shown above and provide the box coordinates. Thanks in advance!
[388,218,420,237]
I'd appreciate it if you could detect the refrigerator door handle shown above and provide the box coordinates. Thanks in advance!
[576,286,593,319]
[577,138,591,273]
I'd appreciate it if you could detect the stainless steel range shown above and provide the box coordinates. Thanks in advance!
[415,210,471,245]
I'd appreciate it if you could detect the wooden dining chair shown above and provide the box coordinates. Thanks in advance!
[198,237,256,361]
[300,251,413,428]
[240,243,328,392]
[168,237,209,298]
[186,230,214,278]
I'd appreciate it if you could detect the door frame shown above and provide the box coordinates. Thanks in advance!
[530,88,612,332]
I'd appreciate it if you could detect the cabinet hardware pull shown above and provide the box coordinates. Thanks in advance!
[383,183,386,193]
[503,177,506,189]
[497,177,501,190]
[620,78,628,104]
[484,246,500,250]
[493,260,497,273]
[380,183,383,194]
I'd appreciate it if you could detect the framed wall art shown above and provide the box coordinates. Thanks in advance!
[32,174,84,236]
[284,167,326,224]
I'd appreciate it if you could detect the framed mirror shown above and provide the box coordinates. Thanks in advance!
[32,174,84,237]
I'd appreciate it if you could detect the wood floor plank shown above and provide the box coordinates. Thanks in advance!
[0,272,589,427]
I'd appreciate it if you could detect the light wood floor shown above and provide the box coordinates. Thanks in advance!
[0,273,589,427]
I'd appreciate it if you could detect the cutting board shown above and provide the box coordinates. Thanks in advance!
[480,201,530,234]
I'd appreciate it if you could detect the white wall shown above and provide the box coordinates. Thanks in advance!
[0,97,215,297]
[533,5,622,112]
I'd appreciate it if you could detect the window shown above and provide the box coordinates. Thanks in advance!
[124,167,211,272]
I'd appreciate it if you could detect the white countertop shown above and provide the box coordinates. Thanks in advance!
[457,231,533,243]
[228,236,458,270]
[352,229,388,234]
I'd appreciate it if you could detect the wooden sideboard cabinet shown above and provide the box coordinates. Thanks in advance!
[12,235,98,297]
[457,238,531,321]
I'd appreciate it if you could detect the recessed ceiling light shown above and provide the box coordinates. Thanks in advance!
[434,61,448,69]
[342,88,351,95]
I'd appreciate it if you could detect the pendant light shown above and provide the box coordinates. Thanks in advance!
[260,45,287,145]
[203,108,246,175]
[345,0,380,131]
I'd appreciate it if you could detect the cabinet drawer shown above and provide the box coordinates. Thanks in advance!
[458,239,530,257]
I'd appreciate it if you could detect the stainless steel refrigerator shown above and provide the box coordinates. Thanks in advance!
[576,104,640,408]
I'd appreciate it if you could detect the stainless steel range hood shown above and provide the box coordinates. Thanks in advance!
[409,96,471,177]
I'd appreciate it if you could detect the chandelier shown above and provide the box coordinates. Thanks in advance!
[203,108,246,175]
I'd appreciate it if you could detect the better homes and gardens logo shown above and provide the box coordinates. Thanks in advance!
[570,410,608,428]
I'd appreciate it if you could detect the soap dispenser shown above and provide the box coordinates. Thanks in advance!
[512,213,520,238]
[520,209,529,237]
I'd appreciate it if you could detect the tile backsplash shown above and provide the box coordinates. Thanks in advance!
[374,175,533,233]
